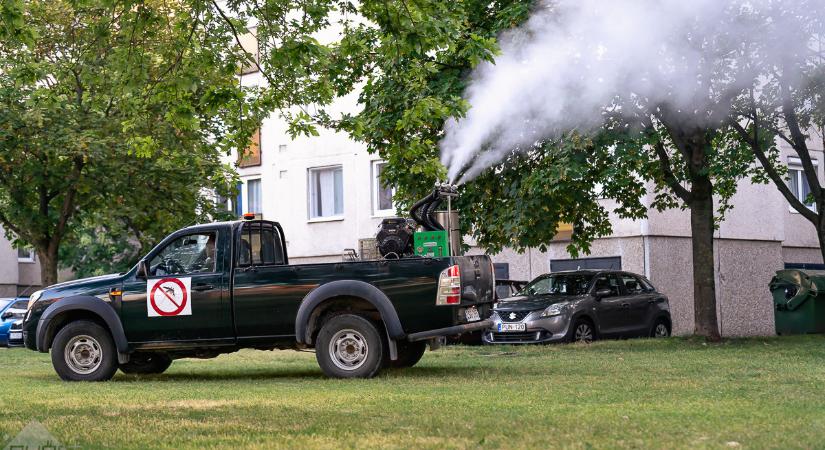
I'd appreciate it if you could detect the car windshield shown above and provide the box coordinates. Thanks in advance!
[519,274,593,296]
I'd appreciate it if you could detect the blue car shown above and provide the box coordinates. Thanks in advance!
[0,298,29,347]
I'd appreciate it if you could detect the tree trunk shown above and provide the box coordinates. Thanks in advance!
[37,247,59,287]
[690,174,721,341]
[818,219,825,268]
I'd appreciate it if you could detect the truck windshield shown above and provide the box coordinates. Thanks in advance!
[519,274,593,296]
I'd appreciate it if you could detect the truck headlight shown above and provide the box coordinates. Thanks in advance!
[27,290,43,310]
[540,303,565,318]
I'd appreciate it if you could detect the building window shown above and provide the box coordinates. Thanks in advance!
[308,166,344,219]
[246,179,262,214]
[279,170,288,179]
[789,162,817,212]
[372,161,395,215]
[550,256,622,272]
[279,144,287,153]
[17,247,35,263]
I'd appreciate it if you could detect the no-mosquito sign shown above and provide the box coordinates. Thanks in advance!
[147,277,192,317]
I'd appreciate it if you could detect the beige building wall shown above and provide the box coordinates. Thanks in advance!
[0,227,42,297]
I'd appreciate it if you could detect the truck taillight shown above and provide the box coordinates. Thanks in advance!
[437,265,461,305]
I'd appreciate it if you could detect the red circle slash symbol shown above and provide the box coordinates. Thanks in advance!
[150,278,188,316]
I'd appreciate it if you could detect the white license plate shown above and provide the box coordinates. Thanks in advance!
[497,323,526,332]
[465,306,481,322]
[9,332,22,340]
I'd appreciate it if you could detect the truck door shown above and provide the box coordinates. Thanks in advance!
[120,228,233,344]
[232,221,300,341]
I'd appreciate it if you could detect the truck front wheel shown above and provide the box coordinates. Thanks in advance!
[316,314,384,378]
[51,320,118,382]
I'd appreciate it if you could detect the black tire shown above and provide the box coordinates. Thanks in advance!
[569,318,596,343]
[390,341,427,368]
[315,314,384,378]
[51,320,118,382]
[651,318,671,338]
[119,352,173,375]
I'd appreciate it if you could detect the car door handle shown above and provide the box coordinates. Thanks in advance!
[192,284,214,292]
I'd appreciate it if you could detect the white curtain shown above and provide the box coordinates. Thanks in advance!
[312,167,343,217]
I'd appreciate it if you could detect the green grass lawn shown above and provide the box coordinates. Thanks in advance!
[2,336,825,449]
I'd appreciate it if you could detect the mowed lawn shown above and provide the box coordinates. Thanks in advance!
[2,336,825,449]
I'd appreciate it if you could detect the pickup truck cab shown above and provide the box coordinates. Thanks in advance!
[22,218,494,381]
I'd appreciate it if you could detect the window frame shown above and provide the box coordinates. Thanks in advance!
[246,178,262,215]
[788,157,819,213]
[307,165,345,221]
[371,160,396,217]
[17,247,35,263]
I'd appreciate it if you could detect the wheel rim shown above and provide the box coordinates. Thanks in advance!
[64,334,103,375]
[328,329,369,371]
[655,323,669,337]
[574,323,593,343]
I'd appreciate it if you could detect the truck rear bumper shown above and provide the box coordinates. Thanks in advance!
[406,319,494,342]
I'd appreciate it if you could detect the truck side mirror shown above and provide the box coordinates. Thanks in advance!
[136,260,149,279]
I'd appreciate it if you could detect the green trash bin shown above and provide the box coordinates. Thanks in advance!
[769,269,825,335]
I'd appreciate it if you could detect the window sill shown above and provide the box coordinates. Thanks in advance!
[371,211,397,218]
[17,259,35,264]
[308,216,345,223]
[789,206,817,214]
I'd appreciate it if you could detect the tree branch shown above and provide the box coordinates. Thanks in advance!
[730,119,818,223]
[653,140,692,204]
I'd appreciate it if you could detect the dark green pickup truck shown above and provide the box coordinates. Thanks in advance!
[22,218,495,381]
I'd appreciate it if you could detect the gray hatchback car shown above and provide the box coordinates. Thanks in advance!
[483,270,671,344]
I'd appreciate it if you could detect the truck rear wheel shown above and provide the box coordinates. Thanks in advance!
[316,314,384,378]
[51,320,118,382]
[120,352,173,375]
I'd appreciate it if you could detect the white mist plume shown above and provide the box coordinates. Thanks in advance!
[441,0,822,184]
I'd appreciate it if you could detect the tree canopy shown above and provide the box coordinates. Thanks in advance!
[0,0,262,282]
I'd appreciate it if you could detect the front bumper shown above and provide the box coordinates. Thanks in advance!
[482,311,572,344]
[7,321,24,347]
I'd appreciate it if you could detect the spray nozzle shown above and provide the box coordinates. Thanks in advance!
[434,182,458,198]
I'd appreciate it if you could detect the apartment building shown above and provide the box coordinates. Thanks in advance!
[0,228,42,297]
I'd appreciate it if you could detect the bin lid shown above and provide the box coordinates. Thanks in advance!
[770,269,825,310]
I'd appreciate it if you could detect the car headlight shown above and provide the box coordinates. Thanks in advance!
[540,303,565,318]
[27,290,43,310]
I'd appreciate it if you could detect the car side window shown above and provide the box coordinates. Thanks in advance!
[149,232,217,276]
[621,275,645,295]
[237,222,285,267]
[639,277,656,293]
[593,275,620,297]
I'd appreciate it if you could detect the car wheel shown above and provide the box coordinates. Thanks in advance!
[316,314,384,378]
[571,319,596,343]
[389,341,427,369]
[651,319,671,338]
[120,352,173,375]
[51,320,118,382]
